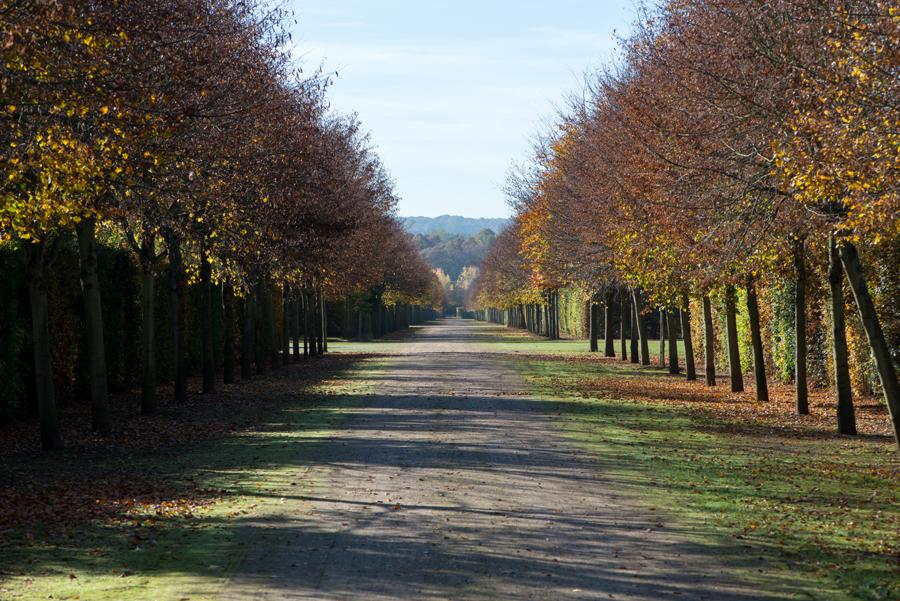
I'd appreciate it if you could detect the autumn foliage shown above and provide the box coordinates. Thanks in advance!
[0,0,440,449]
[472,0,899,446]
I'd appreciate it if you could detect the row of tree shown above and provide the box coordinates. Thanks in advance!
[1,0,440,450]
[472,0,899,447]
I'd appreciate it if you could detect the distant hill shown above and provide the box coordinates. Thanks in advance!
[412,229,497,282]
[402,215,509,237]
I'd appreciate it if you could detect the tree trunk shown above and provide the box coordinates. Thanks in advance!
[667,309,680,374]
[793,238,809,414]
[302,291,310,357]
[829,232,855,435]
[604,293,615,357]
[633,289,650,366]
[320,289,327,354]
[680,293,696,381]
[308,290,319,355]
[25,239,63,450]
[619,293,627,361]
[746,278,769,401]
[629,295,639,364]
[266,281,279,369]
[292,288,301,361]
[199,247,215,394]
[317,291,325,354]
[546,293,553,339]
[725,284,744,392]
[282,281,291,367]
[702,296,716,386]
[76,218,110,433]
[554,290,561,340]
[552,293,558,339]
[167,236,188,402]
[139,249,157,413]
[547,295,552,338]
[838,239,899,448]
[659,309,667,366]
[254,283,267,375]
[241,288,255,380]
[223,281,236,384]
[543,301,549,338]
[589,301,598,353]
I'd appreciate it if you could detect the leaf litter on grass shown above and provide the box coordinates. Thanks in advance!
[514,351,899,601]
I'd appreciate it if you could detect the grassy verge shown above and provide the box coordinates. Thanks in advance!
[0,356,387,601]
[457,325,688,356]
[515,354,899,601]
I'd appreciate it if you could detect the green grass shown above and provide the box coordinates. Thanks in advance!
[328,326,686,357]
[475,337,687,356]
[513,354,899,601]
[327,339,412,354]
[6,323,894,600]
[0,358,386,601]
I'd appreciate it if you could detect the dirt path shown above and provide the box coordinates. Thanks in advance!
[223,320,787,600]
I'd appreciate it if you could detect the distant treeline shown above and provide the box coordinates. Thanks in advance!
[402,216,509,238]
[413,229,497,282]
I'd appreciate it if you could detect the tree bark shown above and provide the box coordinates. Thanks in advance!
[282,281,291,367]
[702,296,716,386]
[793,237,809,414]
[266,281,279,369]
[308,290,319,355]
[554,290,561,340]
[320,289,328,354]
[302,291,310,357]
[254,283,267,375]
[838,239,899,447]
[223,281,236,384]
[76,218,110,433]
[25,238,63,450]
[292,288,301,361]
[680,293,696,381]
[589,301,598,353]
[829,232,855,435]
[241,288,255,380]
[725,284,744,392]
[543,301,550,338]
[604,292,615,357]
[659,309,667,366]
[667,309,680,374]
[166,235,187,402]
[629,295,639,364]
[619,293,627,361]
[199,246,215,394]
[139,247,157,413]
[633,289,650,365]
[746,278,769,401]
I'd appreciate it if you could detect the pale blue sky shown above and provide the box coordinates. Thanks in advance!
[289,1,637,218]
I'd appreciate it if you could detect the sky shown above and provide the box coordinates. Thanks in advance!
[288,1,637,218]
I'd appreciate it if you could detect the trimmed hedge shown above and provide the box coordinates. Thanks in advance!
[0,237,229,423]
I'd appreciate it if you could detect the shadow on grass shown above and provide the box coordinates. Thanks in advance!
[516,356,898,600]
[2,372,896,599]
[0,387,825,600]
[518,353,895,445]
[1,322,896,601]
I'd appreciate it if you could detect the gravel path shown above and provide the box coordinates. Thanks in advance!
[223,320,788,600]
